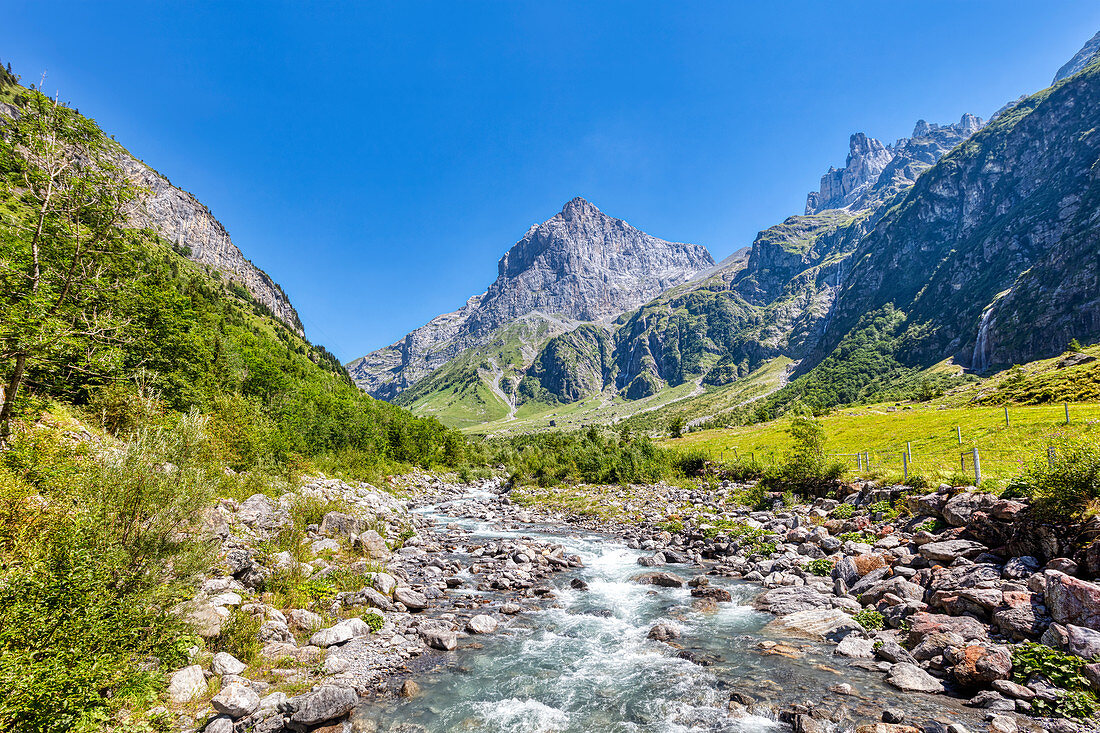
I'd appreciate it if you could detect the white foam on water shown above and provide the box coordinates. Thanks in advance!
[472,697,569,732]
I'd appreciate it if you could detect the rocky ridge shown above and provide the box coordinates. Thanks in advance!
[0,98,303,333]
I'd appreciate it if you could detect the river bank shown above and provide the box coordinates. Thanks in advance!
[169,472,1100,733]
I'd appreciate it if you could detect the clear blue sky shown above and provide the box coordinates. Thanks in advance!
[3,2,1098,361]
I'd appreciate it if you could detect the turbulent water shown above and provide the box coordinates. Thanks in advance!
[353,490,976,733]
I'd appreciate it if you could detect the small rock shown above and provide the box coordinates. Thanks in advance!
[399,679,420,698]
[648,623,681,641]
[168,665,206,704]
[289,685,359,727]
[211,683,260,718]
[394,586,429,611]
[466,615,498,634]
[885,662,945,693]
[211,652,247,676]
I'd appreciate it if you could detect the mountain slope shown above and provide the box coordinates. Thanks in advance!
[347,197,714,399]
[0,81,302,333]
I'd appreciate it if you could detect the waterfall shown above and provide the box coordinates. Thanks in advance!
[971,306,995,372]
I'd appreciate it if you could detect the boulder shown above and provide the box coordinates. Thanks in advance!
[204,715,234,733]
[309,624,353,648]
[211,683,260,718]
[394,586,429,611]
[885,662,945,693]
[371,572,397,596]
[287,609,324,633]
[211,652,247,676]
[942,492,996,527]
[764,608,861,642]
[690,586,732,602]
[753,586,831,615]
[834,635,876,659]
[237,494,288,529]
[1044,571,1100,631]
[648,623,681,641]
[919,540,987,564]
[466,614,498,634]
[353,530,390,559]
[168,665,207,704]
[318,512,366,538]
[949,644,1013,687]
[419,626,457,651]
[1041,623,1100,659]
[288,686,358,728]
[632,571,684,588]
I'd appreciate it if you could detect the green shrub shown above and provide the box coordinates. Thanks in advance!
[0,415,215,732]
[807,558,833,576]
[1012,642,1091,691]
[853,609,884,630]
[839,531,877,544]
[830,502,855,519]
[364,612,384,633]
[1009,441,1100,520]
[211,609,262,664]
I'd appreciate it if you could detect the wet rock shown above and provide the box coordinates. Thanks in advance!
[570,578,589,590]
[287,685,359,729]
[211,652,247,676]
[637,554,666,567]
[499,603,522,615]
[855,724,921,733]
[399,679,420,698]
[211,683,260,718]
[835,634,875,658]
[964,689,1013,710]
[690,586,732,602]
[168,665,206,703]
[885,662,945,693]
[648,623,681,641]
[633,571,684,588]
[465,614,497,634]
[765,608,861,642]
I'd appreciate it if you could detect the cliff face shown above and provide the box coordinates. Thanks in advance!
[347,198,714,400]
[116,155,303,332]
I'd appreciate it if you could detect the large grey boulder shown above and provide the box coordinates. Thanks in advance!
[942,492,997,527]
[752,586,831,615]
[420,626,458,651]
[168,665,207,703]
[211,652,246,676]
[764,608,861,642]
[288,686,359,728]
[632,571,684,588]
[319,511,366,538]
[309,624,353,648]
[1042,622,1100,659]
[394,586,429,611]
[886,663,945,693]
[466,614,498,634]
[211,683,260,718]
[918,539,987,563]
[237,494,288,529]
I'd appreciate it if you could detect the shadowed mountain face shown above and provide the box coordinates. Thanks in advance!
[346,198,714,400]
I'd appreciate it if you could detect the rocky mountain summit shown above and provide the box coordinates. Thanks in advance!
[347,197,713,399]
[1054,30,1100,84]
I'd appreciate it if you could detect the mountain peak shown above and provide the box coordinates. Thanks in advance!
[560,196,599,220]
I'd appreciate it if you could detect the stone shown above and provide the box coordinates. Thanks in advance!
[322,655,350,674]
[752,586,831,615]
[835,635,876,659]
[633,571,684,588]
[648,623,681,641]
[964,690,1013,710]
[399,679,420,698]
[394,586,429,611]
[906,612,989,645]
[1041,622,1100,659]
[211,652,247,676]
[319,512,366,538]
[419,626,458,651]
[855,725,921,733]
[690,587,732,602]
[237,494,287,529]
[991,679,1034,700]
[259,691,288,713]
[211,683,260,718]
[919,540,988,564]
[184,603,226,639]
[287,609,324,633]
[1045,571,1100,631]
[309,624,353,648]
[764,608,861,642]
[204,716,234,733]
[353,530,390,559]
[942,492,996,527]
[466,614,498,634]
[950,644,1013,687]
[371,572,397,596]
[885,663,945,693]
[288,686,359,727]
[167,665,207,704]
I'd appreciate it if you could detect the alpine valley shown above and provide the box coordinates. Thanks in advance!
[348,37,1100,435]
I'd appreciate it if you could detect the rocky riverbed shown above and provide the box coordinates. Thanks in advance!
[168,473,1100,733]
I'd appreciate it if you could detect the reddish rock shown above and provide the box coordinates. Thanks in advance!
[1045,571,1100,631]
[907,612,989,645]
[950,644,1013,687]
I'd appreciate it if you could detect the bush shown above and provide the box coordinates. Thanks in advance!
[807,558,833,576]
[767,416,846,493]
[211,609,262,664]
[831,502,855,519]
[1012,642,1099,718]
[853,609,884,630]
[1009,441,1100,520]
[0,414,216,732]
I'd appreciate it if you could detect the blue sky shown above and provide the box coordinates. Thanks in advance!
[3,2,1098,361]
